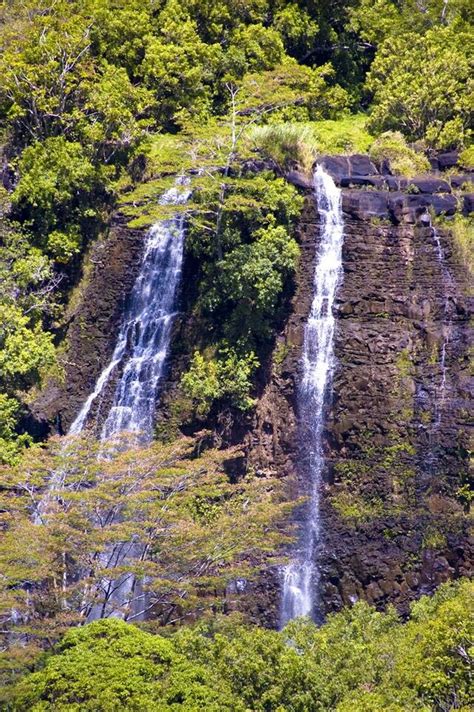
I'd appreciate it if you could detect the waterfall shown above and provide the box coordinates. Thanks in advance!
[36,176,191,620]
[70,176,191,438]
[431,227,453,428]
[281,165,344,626]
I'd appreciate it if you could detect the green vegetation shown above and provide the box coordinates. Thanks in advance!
[0,0,471,454]
[3,580,472,711]
[447,214,474,277]
[369,131,430,177]
[330,441,423,524]
[366,26,473,148]
[306,114,374,155]
[173,169,302,417]
[0,1,472,703]
[0,435,292,649]
[458,145,474,170]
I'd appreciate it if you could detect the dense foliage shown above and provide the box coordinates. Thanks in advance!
[0,0,472,456]
[3,580,472,710]
[0,2,472,706]
[0,436,291,645]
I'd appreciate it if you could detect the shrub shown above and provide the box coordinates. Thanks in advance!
[448,214,474,276]
[181,348,258,417]
[369,131,430,177]
[248,123,315,172]
[458,145,474,170]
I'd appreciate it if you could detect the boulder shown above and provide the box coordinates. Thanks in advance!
[316,155,350,182]
[348,154,378,176]
[463,193,474,215]
[285,170,313,191]
[316,154,379,185]
[429,193,458,216]
[388,192,457,223]
[385,176,407,191]
[384,177,451,193]
[437,151,459,170]
[342,190,389,220]
[409,178,451,194]
[450,173,473,189]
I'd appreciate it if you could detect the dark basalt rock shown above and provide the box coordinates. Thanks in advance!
[437,151,459,170]
[429,193,458,216]
[285,170,313,191]
[32,154,472,626]
[316,155,350,181]
[316,154,378,185]
[246,163,472,623]
[388,192,457,223]
[30,215,145,433]
[409,178,451,194]
[462,193,474,215]
[348,154,378,176]
[383,176,451,193]
[450,173,473,189]
[340,176,385,188]
[384,176,406,191]
[342,190,388,220]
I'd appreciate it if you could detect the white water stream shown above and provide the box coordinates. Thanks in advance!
[431,227,454,427]
[281,166,344,625]
[36,177,191,620]
[70,176,191,438]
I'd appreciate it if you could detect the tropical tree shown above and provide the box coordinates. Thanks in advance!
[0,434,292,645]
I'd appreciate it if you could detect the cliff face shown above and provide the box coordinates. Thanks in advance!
[32,155,472,623]
[248,157,473,618]
[31,216,145,433]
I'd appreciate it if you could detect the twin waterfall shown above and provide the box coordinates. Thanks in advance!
[44,165,344,624]
[281,166,344,626]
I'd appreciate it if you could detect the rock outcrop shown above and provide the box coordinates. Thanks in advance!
[250,156,473,620]
[31,216,145,433]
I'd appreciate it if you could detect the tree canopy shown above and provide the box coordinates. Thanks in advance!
[4,580,473,711]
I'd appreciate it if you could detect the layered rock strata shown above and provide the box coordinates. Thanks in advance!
[248,155,473,617]
[31,154,473,622]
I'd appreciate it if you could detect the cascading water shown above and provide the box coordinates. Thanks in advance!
[281,165,344,626]
[70,176,191,438]
[36,176,191,620]
[431,227,453,428]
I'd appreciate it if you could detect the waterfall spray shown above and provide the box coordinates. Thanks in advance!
[431,226,454,428]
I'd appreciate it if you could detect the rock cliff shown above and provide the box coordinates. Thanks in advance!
[248,155,473,619]
[31,154,473,623]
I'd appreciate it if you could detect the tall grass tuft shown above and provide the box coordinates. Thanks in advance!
[247,123,316,173]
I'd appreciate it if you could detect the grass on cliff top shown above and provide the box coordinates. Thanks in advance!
[118,114,373,228]
[305,113,374,155]
[245,114,374,172]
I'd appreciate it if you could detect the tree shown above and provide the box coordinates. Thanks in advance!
[0,204,58,463]
[3,580,472,709]
[366,24,473,147]
[0,435,292,645]
[9,619,242,711]
[12,136,105,263]
[141,1,223,127]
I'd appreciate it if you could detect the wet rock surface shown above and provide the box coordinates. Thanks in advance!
[31,215,145,432]
[246,158,473,621]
